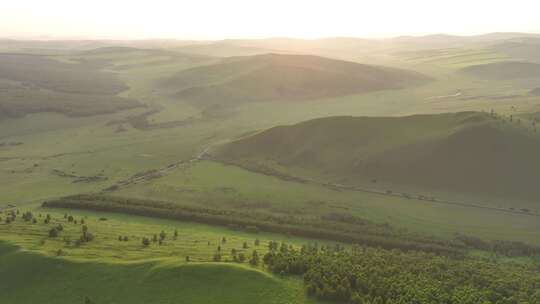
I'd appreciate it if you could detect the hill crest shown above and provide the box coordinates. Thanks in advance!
[162,53,430,106]
[216,112,540,203]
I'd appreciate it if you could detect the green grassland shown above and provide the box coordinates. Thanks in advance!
[215,112,540,207]
[460,61,540,80]
[1,41,540,233]
[0,252,311,304]
[0,206,331,262]
[0,53,144,119]
[0,207,327,303]
[115,160,540,246]
[161,53,430,107]
[1,37,540,303]
[490,38,540,63]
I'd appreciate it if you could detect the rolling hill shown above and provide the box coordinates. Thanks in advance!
[0,54,141,119]
[460,61,540,79]
[0,242,306,304]
[530,87,540,96]
[490,38,540,63]
[215,111,540,203]
[162,53,430,106]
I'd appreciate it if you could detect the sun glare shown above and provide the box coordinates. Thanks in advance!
[1,0,539,39]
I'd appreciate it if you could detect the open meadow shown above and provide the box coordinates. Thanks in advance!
[1,32,540,303]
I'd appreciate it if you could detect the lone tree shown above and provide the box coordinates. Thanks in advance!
[79,225,93,243]
[249,250,260,266]
[49,227,59,238]
[22,211,33,222]
[159,230,166,241]
[142,237,150,247]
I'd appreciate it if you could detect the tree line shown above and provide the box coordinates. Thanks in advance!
[263,243,540,304]
[41,194,540,258]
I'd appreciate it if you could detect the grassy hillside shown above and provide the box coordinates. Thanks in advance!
[0,54,142,118]
[0,246,295,304]
[530,87,540,96]
[114,161,540,246]
[490,38,540,63]
[76,46,213,71]
[216,111,540,204]
[162,54,430,106]
[175,42,286,57]
[460,61,540,79]
[2,203,538,304]
[0,54,126,94]
[0,207,324,303]
[0,206,325,304]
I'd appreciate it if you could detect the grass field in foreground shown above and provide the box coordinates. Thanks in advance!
[0,241,320,304]
[0,206,329,303]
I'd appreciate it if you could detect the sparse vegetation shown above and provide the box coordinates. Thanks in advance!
[41,194,540,257]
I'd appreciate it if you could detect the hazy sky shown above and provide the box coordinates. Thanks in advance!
[1,0,539,40]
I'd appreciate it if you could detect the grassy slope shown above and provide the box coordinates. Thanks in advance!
[460,61,540,80]
[490,38,540,63]
[116,161,540,246]
[0,207,330,262]
[0,54,126,94]
[0,246,290,304]
[1,42,539,244]
[216,112,540,204]
[0,207,329,303]
[0,241,315,304]
[0,50,536,210]
[1,41,540,303]
[0,53,145,119]
[163,53,430,106]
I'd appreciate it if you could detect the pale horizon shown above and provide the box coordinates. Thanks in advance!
[2,0,539,40]
[3,31,540,42]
